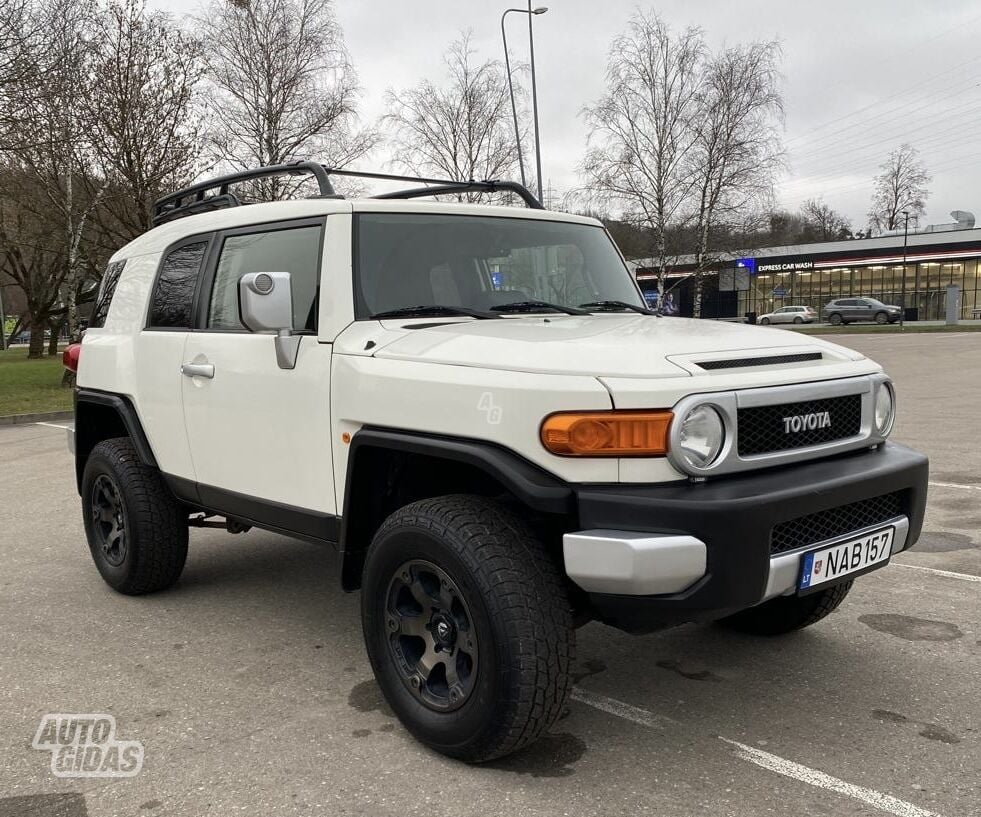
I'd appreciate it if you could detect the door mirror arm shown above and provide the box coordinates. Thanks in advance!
[275,329,301,370]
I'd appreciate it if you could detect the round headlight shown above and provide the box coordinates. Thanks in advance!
[874,382,895,436]
[678,405,725,468]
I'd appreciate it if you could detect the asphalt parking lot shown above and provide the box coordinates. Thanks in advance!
[1,332,978,817]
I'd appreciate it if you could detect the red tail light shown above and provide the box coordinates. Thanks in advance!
[63,343,81,373]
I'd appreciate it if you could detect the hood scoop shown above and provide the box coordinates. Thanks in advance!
[696,352,823,370]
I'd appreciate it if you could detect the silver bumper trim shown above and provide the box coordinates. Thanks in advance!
[67,427,75,455]
[763,515,910,601]
[563,530,707,595]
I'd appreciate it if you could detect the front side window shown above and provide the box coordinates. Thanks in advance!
[354,214,644,318]
[208,225,322,332]
[148,242,208,328]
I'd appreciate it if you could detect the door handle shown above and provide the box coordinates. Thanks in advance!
[180,362,215,379]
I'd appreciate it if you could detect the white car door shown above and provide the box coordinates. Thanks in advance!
[180,218,337,527]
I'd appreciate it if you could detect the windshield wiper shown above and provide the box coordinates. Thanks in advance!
[578,300,655,315]
[490,300,589,316]
[370,305,499,320]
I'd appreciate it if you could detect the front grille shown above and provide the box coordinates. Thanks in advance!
[737,394,862,456]
[697,352,822,370]
[770,492,904,555]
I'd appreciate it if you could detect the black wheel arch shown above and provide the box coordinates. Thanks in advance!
[74,389,158,492]
[339,427,576,591]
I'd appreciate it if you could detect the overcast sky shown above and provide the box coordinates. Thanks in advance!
[160,0,981,231]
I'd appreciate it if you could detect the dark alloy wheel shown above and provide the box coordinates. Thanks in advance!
[829,313,843,325]
[82,437,188,594]
[91,474,127,567]
[385,559,478,712]
[361,495,573,762]
[874,311,888,324]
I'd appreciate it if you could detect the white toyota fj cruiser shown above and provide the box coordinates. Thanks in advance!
[66,162,929,762]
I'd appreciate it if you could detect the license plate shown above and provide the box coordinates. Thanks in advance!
[798,526,894,593]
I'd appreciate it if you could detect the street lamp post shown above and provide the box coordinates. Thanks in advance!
[900,210,910,331]
[500,5,547,202]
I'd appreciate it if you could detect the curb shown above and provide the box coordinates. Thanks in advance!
[0,410,74,426]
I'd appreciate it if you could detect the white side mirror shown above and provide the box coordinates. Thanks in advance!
[238,272,294,333]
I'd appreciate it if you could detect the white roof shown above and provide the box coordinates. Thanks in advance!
[112,198,603,261]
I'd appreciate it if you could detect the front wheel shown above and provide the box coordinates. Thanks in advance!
[874,311,888,324]
[828,313,843,326]
[361,495,574,762]
[759,316,770,325]
[717,581,853,636]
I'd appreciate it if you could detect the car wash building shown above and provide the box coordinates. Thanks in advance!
[630,212,981,321]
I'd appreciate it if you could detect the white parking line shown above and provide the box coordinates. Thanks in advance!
[572,688,943,817]
[893,563,981,583]
[720,738,942,817]
[570,687,678,730]
[929,481,981,491]
[34,422,72,431]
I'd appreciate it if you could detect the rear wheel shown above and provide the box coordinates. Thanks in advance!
[829,313,843,326]
[361,495,574,762]
[874,311,888,324]
[718,581,853,636]
[81,437,188,594]
[793,316,803,324]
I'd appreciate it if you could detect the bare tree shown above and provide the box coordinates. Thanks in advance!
[800,198,851,242]
[197,0,376,198]
[5,0,105,345]
[0,168,75,358]
[868,143,930,233]
[580,11,704,299]
[688,40,784,317]
[384,33,522,201]
[0,0,38,149]
[87,0,205,243]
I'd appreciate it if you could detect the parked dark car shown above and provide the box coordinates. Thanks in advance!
[822,297,902,325]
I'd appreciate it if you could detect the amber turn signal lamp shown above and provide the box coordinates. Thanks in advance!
[540,411,673,456]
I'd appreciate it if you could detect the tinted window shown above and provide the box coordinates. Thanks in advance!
[208,225,322,331]
[148,241,208,328]
[89,260,126,329]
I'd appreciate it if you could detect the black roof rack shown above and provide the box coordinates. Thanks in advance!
[151,162,543,226]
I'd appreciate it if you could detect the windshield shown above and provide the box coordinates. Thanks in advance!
[354,213,645,318]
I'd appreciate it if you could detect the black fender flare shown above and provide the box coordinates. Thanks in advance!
[338,427,575,589]
[74,389,158,489]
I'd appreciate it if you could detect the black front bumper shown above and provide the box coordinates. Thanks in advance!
[576,442,928,633]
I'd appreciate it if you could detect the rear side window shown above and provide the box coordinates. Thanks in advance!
[208,225,322,332]
[148,241,208,328]
[89,260,126,329]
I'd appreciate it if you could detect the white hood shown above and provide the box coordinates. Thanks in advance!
[368,315,865,378]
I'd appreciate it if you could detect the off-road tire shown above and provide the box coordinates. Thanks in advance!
[829,313,843,326]
[874,311,888,324]
[361,495,574,762]
[81,437,188,594]
[759,316,770,325]
[717,580,853,636]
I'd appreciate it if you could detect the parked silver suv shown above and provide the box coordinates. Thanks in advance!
[823,298,902,326]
